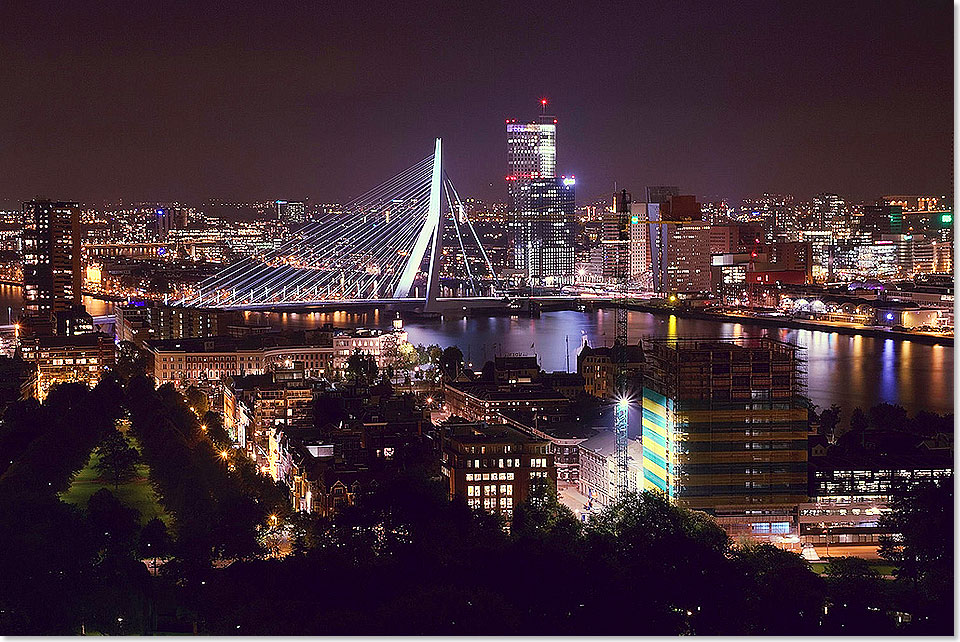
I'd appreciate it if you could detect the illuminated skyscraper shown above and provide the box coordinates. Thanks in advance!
[506,106,574,286]
[22,200,81,318]
[812,193,845,230]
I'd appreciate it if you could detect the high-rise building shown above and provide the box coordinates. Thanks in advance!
[21,200,82,326]
[645,186,679,205]
[276,200,307,223]
[812,193,845,230]
[641,337,809,539]
[506,111,574,286]
[644,205,711,294]
[860,204,903,236]
[601,190,632,282]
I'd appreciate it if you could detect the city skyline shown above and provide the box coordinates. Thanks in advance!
[0,0,952,206]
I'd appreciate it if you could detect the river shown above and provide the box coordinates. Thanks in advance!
[0,284,951,416]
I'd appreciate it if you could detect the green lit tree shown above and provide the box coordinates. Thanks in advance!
[94,430,140,489]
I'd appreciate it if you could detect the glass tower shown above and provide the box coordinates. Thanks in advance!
[506,114,574,286]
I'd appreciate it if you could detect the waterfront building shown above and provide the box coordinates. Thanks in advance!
[645,214,712,294]
[116,301,238,345]
[641,337,809,539]
[146,335,337,387]
[440,420,556,523]
[645,186,679,205]
[492,355,540,384]
[332,327,409,370]
[601,190,632,283]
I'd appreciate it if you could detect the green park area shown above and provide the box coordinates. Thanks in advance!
[60,434,171,527]
[809,560,897,577]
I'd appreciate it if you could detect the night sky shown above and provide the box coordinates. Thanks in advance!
[0,0,952,207]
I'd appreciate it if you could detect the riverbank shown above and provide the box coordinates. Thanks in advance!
[0,278,132,302]
[617,302,954,347]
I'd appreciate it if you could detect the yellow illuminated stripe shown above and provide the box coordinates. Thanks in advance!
[643,439,667,460]
[643,397,666,414]
[642,417,667,435]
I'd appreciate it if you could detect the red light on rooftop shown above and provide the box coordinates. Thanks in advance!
[541,99,548,105]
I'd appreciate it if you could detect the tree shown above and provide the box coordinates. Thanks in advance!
[479,360,496,383]
[112,341,148,381]
[819,404,841,438]
[139,516,171,568]
[202,410,231,448]
[86,488,142,556]
[439,346,464,380]
[184,386,210,416]
[346,349,378,385]
[879,479,953,633]
[867,403,908,432]
[729,544,825,635]
[822,556,893,633]
[95,430,141,489]
[371,374,393,399]
[849,407,868,433]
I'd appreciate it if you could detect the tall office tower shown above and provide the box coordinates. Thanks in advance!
[150,205,188,240]
[22,200,81,319]
[646,186,679,205]
[276,200,307,223]
[641,337,809,539]
[860,204,904,237]
[602,190,632,282]
[644,204,711,294]
[813,193,845,230]
[506,110,574,286]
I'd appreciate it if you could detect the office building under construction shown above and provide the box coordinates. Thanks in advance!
[641,337,809,538]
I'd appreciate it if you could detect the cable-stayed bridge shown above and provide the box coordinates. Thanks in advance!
[178,139,510,313]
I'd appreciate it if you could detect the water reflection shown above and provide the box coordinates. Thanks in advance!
[0,282,950,415]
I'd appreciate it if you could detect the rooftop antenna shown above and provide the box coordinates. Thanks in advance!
[540,98,548,115]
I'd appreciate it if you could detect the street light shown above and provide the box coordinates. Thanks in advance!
[220,450,229,460]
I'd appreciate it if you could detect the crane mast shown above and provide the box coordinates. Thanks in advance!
[613,189,631,498]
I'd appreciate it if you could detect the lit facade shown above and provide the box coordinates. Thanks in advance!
[19,332,116,400]
[641,338,809,538]
[506,115,574,285]
[440,420,556,523]
[22,200,81,320]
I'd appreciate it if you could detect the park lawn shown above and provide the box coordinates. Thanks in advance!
[809,561,897,577]
[61,437,172,527]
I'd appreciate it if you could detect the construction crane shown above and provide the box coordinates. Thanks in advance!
[612,189,631,498]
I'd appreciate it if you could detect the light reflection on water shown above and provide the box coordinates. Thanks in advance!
[0,283,950,415]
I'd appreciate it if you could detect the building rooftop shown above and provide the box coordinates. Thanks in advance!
[441,420,546,445]
[810,451,953,472]
[29,332,113,348]
[578,342,644,362]
[499,409,597,441]
[445,381,569,402]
